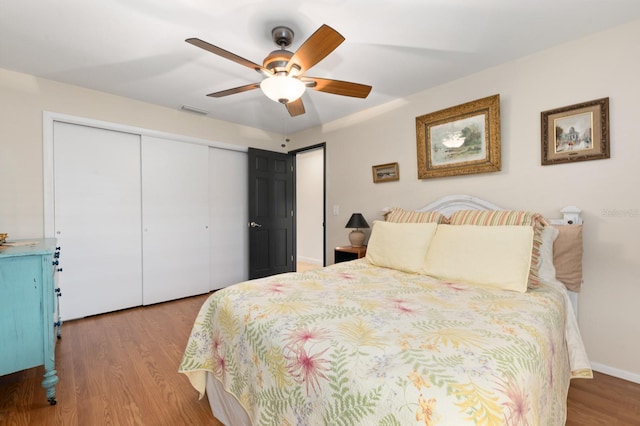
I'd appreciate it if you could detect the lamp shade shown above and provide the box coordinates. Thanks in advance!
[345,213,369,229]
[260,75,305,103]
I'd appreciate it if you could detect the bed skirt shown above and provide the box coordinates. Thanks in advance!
[206,372,251,426]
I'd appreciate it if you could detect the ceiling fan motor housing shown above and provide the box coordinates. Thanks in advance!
[264,26,296,74]
[271,26,294,48]
[263,50,293,74]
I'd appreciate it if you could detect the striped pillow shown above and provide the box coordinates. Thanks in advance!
[386,207,449,224]
[448,210,550,289]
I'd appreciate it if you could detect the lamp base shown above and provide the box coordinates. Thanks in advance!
[349,230,365,247]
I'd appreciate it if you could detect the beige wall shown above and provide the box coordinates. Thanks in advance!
[0,68,283,238]
[290,20,640,380]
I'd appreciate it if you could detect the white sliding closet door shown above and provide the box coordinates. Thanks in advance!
[53,122,142,320]
[141,136,210,304]
[209,148,248,290]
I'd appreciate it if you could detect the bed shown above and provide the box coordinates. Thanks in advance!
[179,195,592,425]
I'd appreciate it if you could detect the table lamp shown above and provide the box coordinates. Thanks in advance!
[345,213,369,247]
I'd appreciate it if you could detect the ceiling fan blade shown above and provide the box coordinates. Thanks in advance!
[304,77,372,98]
[186,38,270,74]
[285,98,305,117]
[206,83,261,98]
[286,25,345,75]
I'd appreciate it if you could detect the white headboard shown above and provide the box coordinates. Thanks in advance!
[415,194,583,226]
[417,194,504,217]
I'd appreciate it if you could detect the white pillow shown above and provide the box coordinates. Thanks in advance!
[538,225,559,282]
[423,224,534,293]
[365,221,438,273]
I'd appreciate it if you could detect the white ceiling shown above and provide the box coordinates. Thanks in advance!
[2,1,639,135]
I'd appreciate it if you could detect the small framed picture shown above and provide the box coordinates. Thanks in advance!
[541,97,609,165]
[372,162,399,183]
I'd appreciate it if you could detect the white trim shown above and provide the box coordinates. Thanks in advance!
[43,111,248,151]
[42,110,248,238]
[297,256,323,266]
[590,361,640,384]
[43,115,56,238]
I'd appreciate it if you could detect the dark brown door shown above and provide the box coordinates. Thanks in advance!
[248,148,295,279]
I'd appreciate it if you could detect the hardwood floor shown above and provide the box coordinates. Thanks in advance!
[1,293,639,425]
[567,371,640,425]
[0,293,221,426]
[296,261,322,272]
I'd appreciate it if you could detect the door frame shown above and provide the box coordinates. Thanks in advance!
[290,142,327,267]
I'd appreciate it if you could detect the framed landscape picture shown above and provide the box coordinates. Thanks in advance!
[416,94,501,179]
[372,162,399,183]
[541,97,610,165]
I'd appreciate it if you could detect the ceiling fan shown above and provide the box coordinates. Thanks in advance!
[186,24,372,117]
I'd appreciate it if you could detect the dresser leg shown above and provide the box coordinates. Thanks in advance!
[42,368,59,405]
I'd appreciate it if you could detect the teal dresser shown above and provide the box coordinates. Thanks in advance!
[0,238,61,405]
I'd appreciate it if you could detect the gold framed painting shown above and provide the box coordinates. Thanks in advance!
[416,94,501,179]
[541,97,609,165]
[372,162,399,183]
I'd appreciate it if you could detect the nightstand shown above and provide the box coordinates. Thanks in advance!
[334,246,367,263]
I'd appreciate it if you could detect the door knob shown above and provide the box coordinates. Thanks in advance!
[249,221,262,228]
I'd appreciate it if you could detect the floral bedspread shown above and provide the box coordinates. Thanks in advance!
[179,259,591,425]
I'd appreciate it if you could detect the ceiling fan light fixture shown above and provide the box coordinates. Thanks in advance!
[187,24,370,117]
[260,75,305,104]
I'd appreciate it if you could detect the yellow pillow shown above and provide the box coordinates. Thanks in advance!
[423,224,534,293]
[365,221,438,273]
[448,210,549,288]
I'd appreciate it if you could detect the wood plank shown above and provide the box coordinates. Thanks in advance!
[567,370,640,425]
[1,293,639,425]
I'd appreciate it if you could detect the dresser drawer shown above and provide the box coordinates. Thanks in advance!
[0,256,45,374]
[0,239,59,404]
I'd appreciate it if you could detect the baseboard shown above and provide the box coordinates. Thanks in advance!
[297,256,322,265]
[591,361,640,384]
